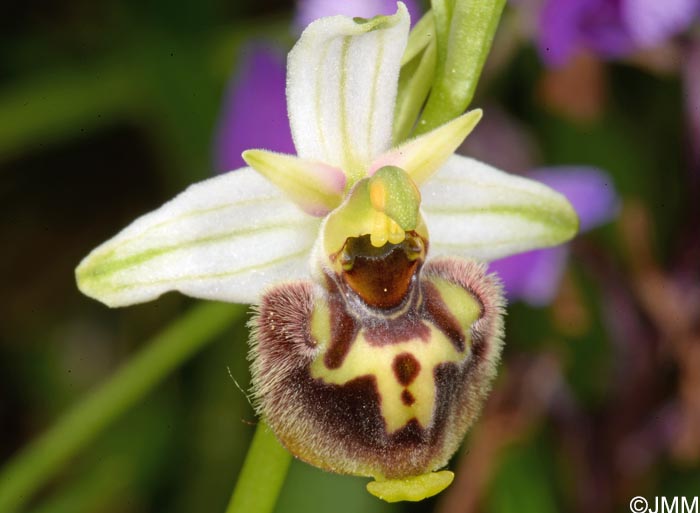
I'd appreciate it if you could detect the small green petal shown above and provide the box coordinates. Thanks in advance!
[374,109,482,186]
[243,149,346,216]
[366,470,455,502]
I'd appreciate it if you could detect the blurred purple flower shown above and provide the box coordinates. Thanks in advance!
[538,0,700,67]
[213,46,294,172]
[489,167,619,306]
[214,0,423,172]
[295,0,422,30]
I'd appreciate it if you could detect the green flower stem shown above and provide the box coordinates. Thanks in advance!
[0,301,244,513]
[225,421,292,513]
[415,0,506,135]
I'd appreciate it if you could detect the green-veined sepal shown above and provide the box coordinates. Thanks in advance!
[287,3,410,183]
[76,168,320,307]
[421,155,579,261]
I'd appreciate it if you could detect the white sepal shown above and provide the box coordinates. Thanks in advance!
[76,168,320,307]
[287,2,410,181]
[421,155,579,261]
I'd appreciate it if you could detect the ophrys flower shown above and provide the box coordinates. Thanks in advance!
[76,4,578,501]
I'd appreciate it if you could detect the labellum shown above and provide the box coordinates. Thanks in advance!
[250,166,505,498]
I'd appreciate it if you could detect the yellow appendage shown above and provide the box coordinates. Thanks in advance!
[366,470,455,502]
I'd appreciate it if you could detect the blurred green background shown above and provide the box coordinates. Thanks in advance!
[1,1,699,512]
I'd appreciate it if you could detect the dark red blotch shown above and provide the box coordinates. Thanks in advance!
[392,352,421,386]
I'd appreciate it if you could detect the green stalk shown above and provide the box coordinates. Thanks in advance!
[415,0,506,134]
[224,421,292,513]
[0,301,244,513]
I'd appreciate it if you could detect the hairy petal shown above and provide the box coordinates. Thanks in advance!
[287,3,410,180]
[76,169,320,307]
[421,155,579,261]
[243,149,346,216]
[372,109,482,185]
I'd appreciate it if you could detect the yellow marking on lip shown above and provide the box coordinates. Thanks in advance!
[310,324,469,434]
[429,276,482,332]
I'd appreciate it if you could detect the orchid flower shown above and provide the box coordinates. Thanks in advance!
[76,4,578,501]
